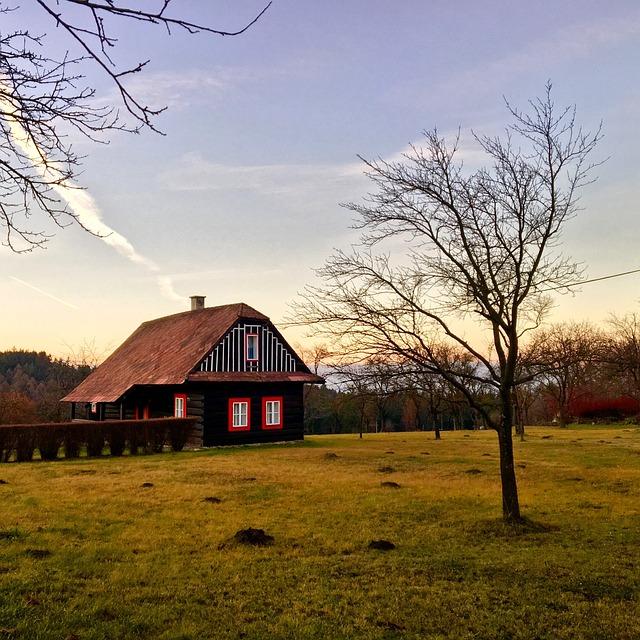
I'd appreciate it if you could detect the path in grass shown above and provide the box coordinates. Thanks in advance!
[0,427,639,639]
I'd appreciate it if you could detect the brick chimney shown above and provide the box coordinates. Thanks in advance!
[190,295,205,311]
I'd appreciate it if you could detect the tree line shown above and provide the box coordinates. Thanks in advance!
[302,314,640,437]
[0,350,93,424]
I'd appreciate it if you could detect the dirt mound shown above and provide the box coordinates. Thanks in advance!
[24,548,51,559]
[377,466,395,473]
[323,452,339,460]
[380,481,401,489]
[233,528,274,546]
[368,540,395,551]
[203,496,222,504]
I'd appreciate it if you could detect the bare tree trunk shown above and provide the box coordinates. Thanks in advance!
[497,396,521,522]
[431,407,441,440]
[557,408,567,428]
[514,393,526,441]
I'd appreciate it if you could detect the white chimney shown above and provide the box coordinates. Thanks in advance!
[190,295,205,311]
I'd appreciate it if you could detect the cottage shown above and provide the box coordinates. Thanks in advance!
[62,297,324,446]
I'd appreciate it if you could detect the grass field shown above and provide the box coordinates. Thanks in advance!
[1,427,639,640]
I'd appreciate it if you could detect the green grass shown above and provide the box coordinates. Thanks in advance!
[0,427,639,639]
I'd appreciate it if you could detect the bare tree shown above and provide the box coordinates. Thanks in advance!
[0,1,270,251]
[400,343,481,439]
[525,322,604,427]
[604,313,640,401]
[291,85,601,522]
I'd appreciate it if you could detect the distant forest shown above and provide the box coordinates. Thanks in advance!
[0,350,92,424]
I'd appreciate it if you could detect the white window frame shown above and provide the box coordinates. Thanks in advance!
[174,394,186,418]
[232,400,249,428]
[246,333,259,362]
[265,400,281,426]
[262,396,283,429]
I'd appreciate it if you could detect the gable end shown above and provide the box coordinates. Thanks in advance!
[195,321,303,374]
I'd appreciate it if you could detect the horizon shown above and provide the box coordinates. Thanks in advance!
[1,0,639,359]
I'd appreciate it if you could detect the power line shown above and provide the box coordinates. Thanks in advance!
[543,267,640,292]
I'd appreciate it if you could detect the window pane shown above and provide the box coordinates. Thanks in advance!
[246,335,258,360]
[232,401,248,427]
[266,400,280,425]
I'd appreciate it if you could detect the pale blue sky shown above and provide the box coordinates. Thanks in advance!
[1,1,639,357]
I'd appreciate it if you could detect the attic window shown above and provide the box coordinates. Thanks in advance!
[246,333,259,361]
[228,398,251,431]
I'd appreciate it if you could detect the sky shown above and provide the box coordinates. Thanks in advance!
[1,0,639,360]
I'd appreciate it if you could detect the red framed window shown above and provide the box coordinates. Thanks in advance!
[228,398,251,431]
[174,394,187,418]
[262,396,283,430]
[245,333,259,362]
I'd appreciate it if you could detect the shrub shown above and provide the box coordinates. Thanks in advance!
[37,426,63,461]
[0,418,195,462]
[86,425,105,457]
[168,421,190,452]
[15,428,36,462]
[63,427,82,459]
[128,424,144,455]
[108,425,126,456]
[0,428,13,463]
[145,422,166,453]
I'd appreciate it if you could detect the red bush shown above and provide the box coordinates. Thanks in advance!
[570,396,640,421]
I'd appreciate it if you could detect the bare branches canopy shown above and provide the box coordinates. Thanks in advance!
[0,0,270,251]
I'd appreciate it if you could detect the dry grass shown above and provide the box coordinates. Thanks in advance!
[0,426,639,639]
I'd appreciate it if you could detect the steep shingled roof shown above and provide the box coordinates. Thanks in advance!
[62,302,319,403]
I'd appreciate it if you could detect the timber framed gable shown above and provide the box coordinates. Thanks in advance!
[195,321,302,374]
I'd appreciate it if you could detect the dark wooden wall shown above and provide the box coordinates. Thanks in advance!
[70,382,304,447]
[198,382,304,446]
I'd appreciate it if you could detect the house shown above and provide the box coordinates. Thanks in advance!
[62,297,324,446]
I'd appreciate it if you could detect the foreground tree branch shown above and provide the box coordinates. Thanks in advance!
[290,85,601,522]
[0,1,270,251]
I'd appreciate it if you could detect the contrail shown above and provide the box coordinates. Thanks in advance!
[9,276,80,310]
[0,88,182,302]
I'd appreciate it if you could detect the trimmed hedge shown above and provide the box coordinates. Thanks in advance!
[0,418,197,463]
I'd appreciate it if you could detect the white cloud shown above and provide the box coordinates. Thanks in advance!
[159,133,489,197]
[93,66,275,113]
[159,151,366,195]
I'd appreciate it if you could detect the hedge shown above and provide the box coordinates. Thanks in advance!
[0,418,197,463]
